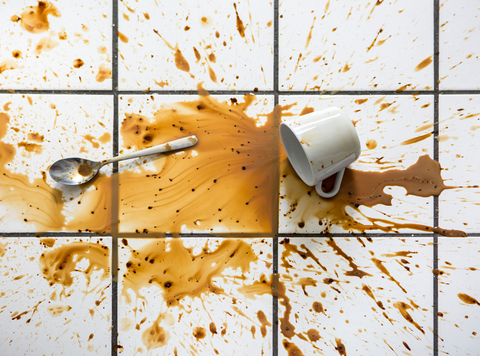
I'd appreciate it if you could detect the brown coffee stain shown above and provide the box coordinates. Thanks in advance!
[327,238,371,278]
[382,251,417,258]
[257,310,271,337]
[19,1,61,34]
[368,0,384,19]
[415,56,433,72]
[296,277,317,296]
[0,241,7,257]
[208,64,217,83]
[0,60,20,74]
[379,102,393,111]
[283,340,305,356]
[366,139,377,149]
[342,63,351,72]
[307,329,320,341]
[118,31,129,43]
[393,302,424,334]
[355,98,368,105]
[83,134,100,148]
[193,327,206,339]
[209,322,217,334]
[154,79,168,88]
[208,52,216,63]
[233,3,246,38]
[280,239,327,272]
[335,338,347,355]
[119,89,278,233]
[143,12,150,20]
[142,315,170,350]
[366,28,383,52]
[415,122,434,132]
[40,238,55,247]
[281,151,465,236]
[34,37,59,54]
[400,132,432,145]
[403,341,411,351]
[362,284,385,310]
[17,141,43,153]
[95,64,111,82]
[305,17,316,49]
[3,102,12,111]
[312,301,325,314]
[300,107,314,116]
[73,59,84,68]
[458,293,480,305]
[12,50,22,59]
[193,47,201,61]
[39,242,109,293]
[46,304,71,316]
[396,84,410,92]
[372,258,406,293]
[78,163,92,177]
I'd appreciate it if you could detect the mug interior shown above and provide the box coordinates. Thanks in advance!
[280,123,314,185]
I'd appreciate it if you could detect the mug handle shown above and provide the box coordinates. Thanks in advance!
[315,168,345,199]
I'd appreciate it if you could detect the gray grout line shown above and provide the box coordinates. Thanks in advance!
[111,0,119,354]
[273,1,279,355]
[433,0,440,354]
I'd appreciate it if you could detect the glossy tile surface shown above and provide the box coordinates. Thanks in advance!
[0,236,111,355]
[118,237,273,355]
[0,0,112,90]
[118,0,273,91]
[279,0,434,91]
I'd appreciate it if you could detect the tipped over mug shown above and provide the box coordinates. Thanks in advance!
[280,107,361,198]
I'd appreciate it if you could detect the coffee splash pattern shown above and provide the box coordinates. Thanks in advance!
[1,1,111,89]
[118,91,278,233]
[119,237,273,354]
[117,0,273,90]
[0,237,111,354]
[277,236,435,355]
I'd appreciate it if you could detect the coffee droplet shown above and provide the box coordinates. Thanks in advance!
[78,163,92,177]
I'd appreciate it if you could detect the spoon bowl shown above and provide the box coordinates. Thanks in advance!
[49,135,198,185]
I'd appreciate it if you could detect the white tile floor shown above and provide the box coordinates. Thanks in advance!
[1,0,479,355]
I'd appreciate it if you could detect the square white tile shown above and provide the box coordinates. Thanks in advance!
[279,0,434,91]
[118,0,273,91]
[117,94,277,234]
[0,0,112,90]
[0,94,113,232]
[438,237,480,355]
[279,94,437,234]
[439,95,480,232]
[118,237,273,355]
[439,0,480,90]
[278,236,433,356]
[0,236,112,355]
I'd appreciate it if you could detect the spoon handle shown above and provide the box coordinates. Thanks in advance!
[103,135,198,165]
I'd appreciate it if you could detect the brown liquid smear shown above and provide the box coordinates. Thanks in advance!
[281,153,466,236]
[34,37,58,54]
[362,284,385,310]
[281,239,327,272]
[403,341,411,351]
[365,139,377,149]
[415,56,433,71]
[0,113,112,233]
[396,84,410,92]
[28,132,44,142]
[372,258,406,293]
[193,47,201,61]
[257,310,271,337]
[3,102,12,111]
[307,329,320,341]
[335,338,347,355]
[119,90,278,233]
[40,238,55,247]
[46,304,71,316]
[327,238,371,278]
[78,163,93,177]
[118,31,129,43]
[312,301,325,314]
[19,1,61,34]
[400,132,432,145]
[299,107,314,116]
[233,3,246,38]
[283,340,305,356]
[355,98,368,105]
[39,242,109,293]
[174,49,190,72]
[366,28,383,52]
[95,64,111,82]
[304,17,316,50]
[393,302,424,334]
[18,141,43,153]
[0,241,7,257]
[209,322,217,334]
[142,316,170,350]
[208,64,217,83]
[458,293,480,305]
[0,60,20,74]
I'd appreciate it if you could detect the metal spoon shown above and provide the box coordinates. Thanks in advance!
[49,135,198,185]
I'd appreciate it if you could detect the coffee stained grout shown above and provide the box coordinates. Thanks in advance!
[111,0,119,354]
[433,0,440,354]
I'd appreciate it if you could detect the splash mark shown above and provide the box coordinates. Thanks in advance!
[283,340,305,356]
[19,1,61,34]
[366,28,383,52]
[414,56,433,72]
[458,293,480,305]
[393,302,424,334]
[400,132,433,145]
[96,64,111,82]
[233,3,246,38]
[305,17,316,50]
[326,238,371,278]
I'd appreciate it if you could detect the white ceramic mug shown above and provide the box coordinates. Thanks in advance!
[280,107,361,198]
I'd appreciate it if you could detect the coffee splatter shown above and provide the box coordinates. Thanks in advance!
[0,60,20,74]
[19,1,61,34]
[142,316,170,350]
[307,329,320,342]
[372,258,406,293]
[401,132,432,145]
[39,241,109,295]
[95,64,111,82]
[17,141,43,153]
[327,238,371,278]
[12,50,22,59]
[233,3,246,38]
[72,58,84,68]
[118,31,129,43]
[193,327,206,339]
[458,293,480,306]
[335,338,347,355]
[0,241,7,257]
[283,340,305,356]
[415,56,433,72]
[365,139,377,149]
[299,107,314,116]
[393,302,424,333]
[40,238,55,248]
[257,310,271,337]
[46,304,71,317]
[312,301,325,314]
[28,132,44,142]
[34,37,58,54]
